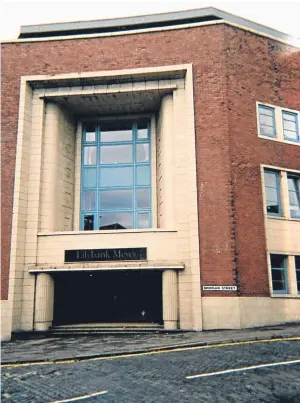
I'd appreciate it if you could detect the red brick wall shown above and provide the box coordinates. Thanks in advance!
[224,26,300,296]
[1,24,299,300]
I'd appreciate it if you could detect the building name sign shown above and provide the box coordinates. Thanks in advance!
[203,286,237,291]
[65,248,147,263]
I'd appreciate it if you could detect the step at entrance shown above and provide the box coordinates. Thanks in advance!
[50,323,164,335]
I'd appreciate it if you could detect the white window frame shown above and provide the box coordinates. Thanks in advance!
[267,254,299,297]
[261,165,300,222]
[261,164,300,297]
[257,102,300,146]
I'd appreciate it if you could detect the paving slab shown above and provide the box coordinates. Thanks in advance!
[1,323,300,365]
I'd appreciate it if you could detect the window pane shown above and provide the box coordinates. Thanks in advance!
[137,121,149,140]
[288,177,296,191]
[259,106,275,137]
[86,132,96,142]
[284,130,298,141]
[136,143,149,162]
[100,121,133,142]
[271,255,285,269]
[137,212,150,229]
[84,214,94,230]
[100,145,132,164]
[82,168,97,188]
[288,176,300,217]
[99,212,133,230]
[136,188,151,208]
[82,190,96,210]
[296,257,300,293]
[289,192,300,217]
[99,189,133,209]
[138,128,148,139]
[291,206,300,218]
[101,129,132,142]
[271,255,287,293]
[289,191,298,205]
[259,106,273,117]
[264,172,276,187]
[271,269,285,281]
[261,125,275,136]
[100,167,133,187]
[265,187,278,202]
[283,120,297,131]
[283,113,296,122]
[84,125,96,142]
[136,165,151,186]
[266,202,279,214]
[272,280,285,291]
[264,170,280,215]
[260,115,274,126]
[83,147,97,165]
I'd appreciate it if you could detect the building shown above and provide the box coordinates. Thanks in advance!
[1,7,300,341]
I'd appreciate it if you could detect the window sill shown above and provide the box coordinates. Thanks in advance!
[37,228,178,236]
[271,294,300,298]
[258,135,300,147]
[266,216,300,223]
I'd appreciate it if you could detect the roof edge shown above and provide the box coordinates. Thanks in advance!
[18,7,295,43]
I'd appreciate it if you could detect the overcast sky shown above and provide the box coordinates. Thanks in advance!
[1,0,300,41]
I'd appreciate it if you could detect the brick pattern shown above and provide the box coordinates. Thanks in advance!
[223,26,300,296]
[1,24,300,302]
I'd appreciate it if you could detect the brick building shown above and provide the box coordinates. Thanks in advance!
[1,8,300,341]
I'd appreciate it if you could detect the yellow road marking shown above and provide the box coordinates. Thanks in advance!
[1,336,299,368]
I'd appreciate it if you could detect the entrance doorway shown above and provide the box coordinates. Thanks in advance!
[53,270,162,325]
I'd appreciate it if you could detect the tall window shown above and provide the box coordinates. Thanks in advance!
[282,111,299,142]
[258,105,276,138]
[264,169,281,216]
[295,256,300,294]
[80,120,152,231]
[287,174,300,218]
[270,255,288,294]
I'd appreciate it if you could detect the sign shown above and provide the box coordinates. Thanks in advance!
[65,248,147,263]
[203,285,237,291]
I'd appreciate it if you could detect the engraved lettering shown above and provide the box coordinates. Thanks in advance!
[65,248,147,263]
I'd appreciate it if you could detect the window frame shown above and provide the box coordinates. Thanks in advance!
[263,169,282,217]
[287,174,300,219]
[295,256,300,294]
[282,110,299,143]
[80,120,152,231]
[257,102,300,146]
[270,254,288,295]
[258,104,276,139]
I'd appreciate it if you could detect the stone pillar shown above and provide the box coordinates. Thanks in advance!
[157,95,174,228]
[34,273,54,331]
[163,270,178,330]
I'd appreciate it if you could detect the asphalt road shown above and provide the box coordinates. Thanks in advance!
[2,339,300,403]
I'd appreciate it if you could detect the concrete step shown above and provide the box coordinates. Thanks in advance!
[50,323,164,335]
[51,324,163,330]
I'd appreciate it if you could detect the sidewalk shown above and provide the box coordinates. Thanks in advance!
[1,323,300,365]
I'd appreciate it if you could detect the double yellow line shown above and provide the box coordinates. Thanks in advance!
[2,336,300,368]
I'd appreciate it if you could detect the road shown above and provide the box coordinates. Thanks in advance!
[2,339,300,403]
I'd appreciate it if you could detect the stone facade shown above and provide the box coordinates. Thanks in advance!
[1,11,300,340]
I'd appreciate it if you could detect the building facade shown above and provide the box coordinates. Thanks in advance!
[1,8,300,341]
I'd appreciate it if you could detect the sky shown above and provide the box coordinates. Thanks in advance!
[1,0,300,41]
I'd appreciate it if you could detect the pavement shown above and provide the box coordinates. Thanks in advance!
[2,338,300,402]
[1,323,300,365]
